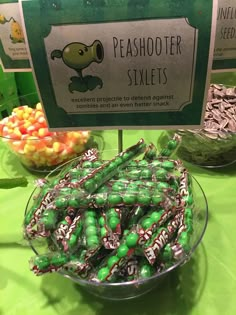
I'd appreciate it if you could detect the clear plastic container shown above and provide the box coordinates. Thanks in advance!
[24,157,208,300]
[162,129,236,168]
[160,83,236,168]
[0,96,104,173]
[0,131,101,173]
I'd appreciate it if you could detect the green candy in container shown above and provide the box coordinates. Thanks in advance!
[159,83,236,168]
[0,102,91,172]
[23,138,208,300]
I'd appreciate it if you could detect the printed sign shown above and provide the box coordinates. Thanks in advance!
[20,0,217,130]
[0,0,30,71]
[213,0,236,71]
[46,18,197,114]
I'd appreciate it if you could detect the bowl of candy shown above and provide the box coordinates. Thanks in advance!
[0,102,103,173]
[23,136,208,300]
[162,84,236,168]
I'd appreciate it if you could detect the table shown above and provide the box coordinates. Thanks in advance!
[1,130,236,315]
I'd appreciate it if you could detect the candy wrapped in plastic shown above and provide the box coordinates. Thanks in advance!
[24,136,198,283]
[44,157,183,214]
[99,208,121,249]
[24,140,171,240]
[89,229,141,282]
[31,182,178,243]
[163,84,236,167]
[119,257,156,281]
[24,148,102,239]
[24,186,57,238]
[30,251,70,275]
[143,143,158,162]
[74,138,146,194]
[88,207,182,282]
[158,133,182,158]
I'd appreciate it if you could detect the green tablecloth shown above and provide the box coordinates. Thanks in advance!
[1,130,236,315]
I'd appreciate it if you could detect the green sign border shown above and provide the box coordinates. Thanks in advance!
[21,0,215,130]
[213,59,236,72]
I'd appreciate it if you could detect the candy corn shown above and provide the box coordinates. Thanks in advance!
[0,104,90,170]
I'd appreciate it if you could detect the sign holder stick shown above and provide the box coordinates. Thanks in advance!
[118,129,123,153]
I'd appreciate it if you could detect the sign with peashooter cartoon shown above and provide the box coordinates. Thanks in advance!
[51,40,104,93]
[21,0,217,130]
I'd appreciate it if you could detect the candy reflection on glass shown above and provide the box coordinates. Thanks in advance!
[0,103,90,170]
[24,136,197,283]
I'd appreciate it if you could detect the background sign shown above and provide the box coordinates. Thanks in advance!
[0,0,30,71]
[213,0,236,71]
[21,0,217,130]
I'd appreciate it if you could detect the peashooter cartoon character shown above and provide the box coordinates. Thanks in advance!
[51,40,104,93]
[0,14,25,43]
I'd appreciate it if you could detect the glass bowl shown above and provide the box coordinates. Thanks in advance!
[24,155,208,300]
[159,84,236,168]
[161,130,236,168]
[0,101,104,173]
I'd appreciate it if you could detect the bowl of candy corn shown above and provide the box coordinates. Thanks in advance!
[161,84,236,168]
[24,137,208,300]
[0,103,97,172]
